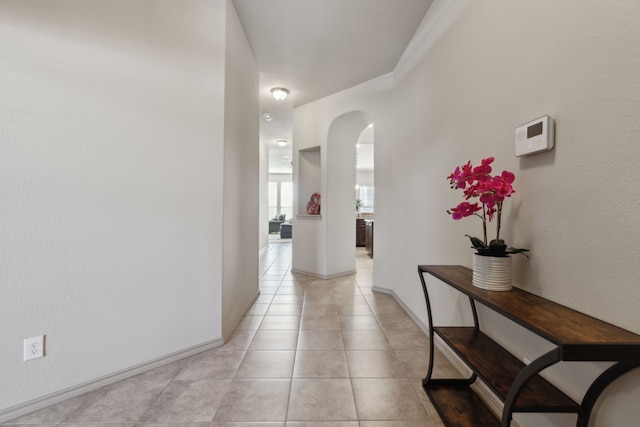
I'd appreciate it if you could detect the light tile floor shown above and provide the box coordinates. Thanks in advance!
[4,241,458,426]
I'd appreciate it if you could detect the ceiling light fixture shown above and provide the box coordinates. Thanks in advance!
[277,139,288,147]
[271,87,290,101]
[263,112,272,121]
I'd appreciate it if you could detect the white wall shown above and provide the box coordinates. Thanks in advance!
[0,0,258,415]
[221,0,260,337]
[386,1,640,426]
[292,76,393,278]
[259,142,270,251]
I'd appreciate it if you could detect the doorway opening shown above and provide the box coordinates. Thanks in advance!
[268,175,293,242]
[356,124,374,259]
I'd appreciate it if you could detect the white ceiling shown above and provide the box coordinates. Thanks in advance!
[232,0,433,173]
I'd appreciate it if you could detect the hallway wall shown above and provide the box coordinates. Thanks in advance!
[0,0,257,414]
[388,1,640,425]
[221,0,260,338]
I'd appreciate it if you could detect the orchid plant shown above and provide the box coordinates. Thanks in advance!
[447,157,529,257]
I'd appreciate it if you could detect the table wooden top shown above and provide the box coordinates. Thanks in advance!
[419,265,640,360]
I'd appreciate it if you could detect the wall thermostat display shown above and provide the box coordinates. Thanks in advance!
[515,115,554,156]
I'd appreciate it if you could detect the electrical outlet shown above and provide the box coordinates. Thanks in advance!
[23,335,45,361]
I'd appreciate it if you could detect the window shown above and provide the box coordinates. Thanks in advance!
[280,182,293,219]
[359,186,374,213]
[268,175,293,219]
[268,181,278,219]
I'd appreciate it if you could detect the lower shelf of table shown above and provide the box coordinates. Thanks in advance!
[435,327,579,412]
[424,382,499,427]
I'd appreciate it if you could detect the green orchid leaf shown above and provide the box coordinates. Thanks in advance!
[465,235,487,248]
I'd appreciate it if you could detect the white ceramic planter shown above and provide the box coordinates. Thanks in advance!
[472,253,512,291]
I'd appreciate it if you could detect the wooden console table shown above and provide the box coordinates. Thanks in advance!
[418,265,640,427]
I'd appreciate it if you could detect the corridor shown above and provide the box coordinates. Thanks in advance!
[4,242,453,426]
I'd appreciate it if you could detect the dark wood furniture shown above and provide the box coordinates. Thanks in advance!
[356,218,366,247]
[364,219,373,257]
[418,265,640,427]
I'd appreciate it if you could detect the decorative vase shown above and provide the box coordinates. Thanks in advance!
[472,253,512,291]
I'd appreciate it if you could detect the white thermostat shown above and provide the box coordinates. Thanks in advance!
[515,115,554,157]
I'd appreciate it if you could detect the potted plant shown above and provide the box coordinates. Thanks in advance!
[447,157,528,290]
[356,198,362,217]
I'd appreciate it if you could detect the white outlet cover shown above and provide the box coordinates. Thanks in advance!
[24,335,44,361]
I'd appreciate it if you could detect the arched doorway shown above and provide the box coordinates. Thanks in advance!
[291,110,375,279]
[324,111,372,277]
[356,124,374,259]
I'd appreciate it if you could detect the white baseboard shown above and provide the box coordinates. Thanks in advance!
[371,285,520,427]
[291,268,356,280]
[222,289,261,342]
[1,287,264,423]
[0,338,224,423]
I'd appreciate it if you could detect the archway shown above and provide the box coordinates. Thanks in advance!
[325,110,372,277]
[355,124,374,256]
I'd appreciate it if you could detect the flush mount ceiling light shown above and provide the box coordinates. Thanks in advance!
[271,87,289,101]
[277,139,288,147]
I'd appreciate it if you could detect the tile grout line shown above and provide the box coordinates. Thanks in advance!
[283,257,299,425]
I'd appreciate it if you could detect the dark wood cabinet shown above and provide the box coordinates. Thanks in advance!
[418,265,640,427]
[365,220,373,257]
[356,218,366,247]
